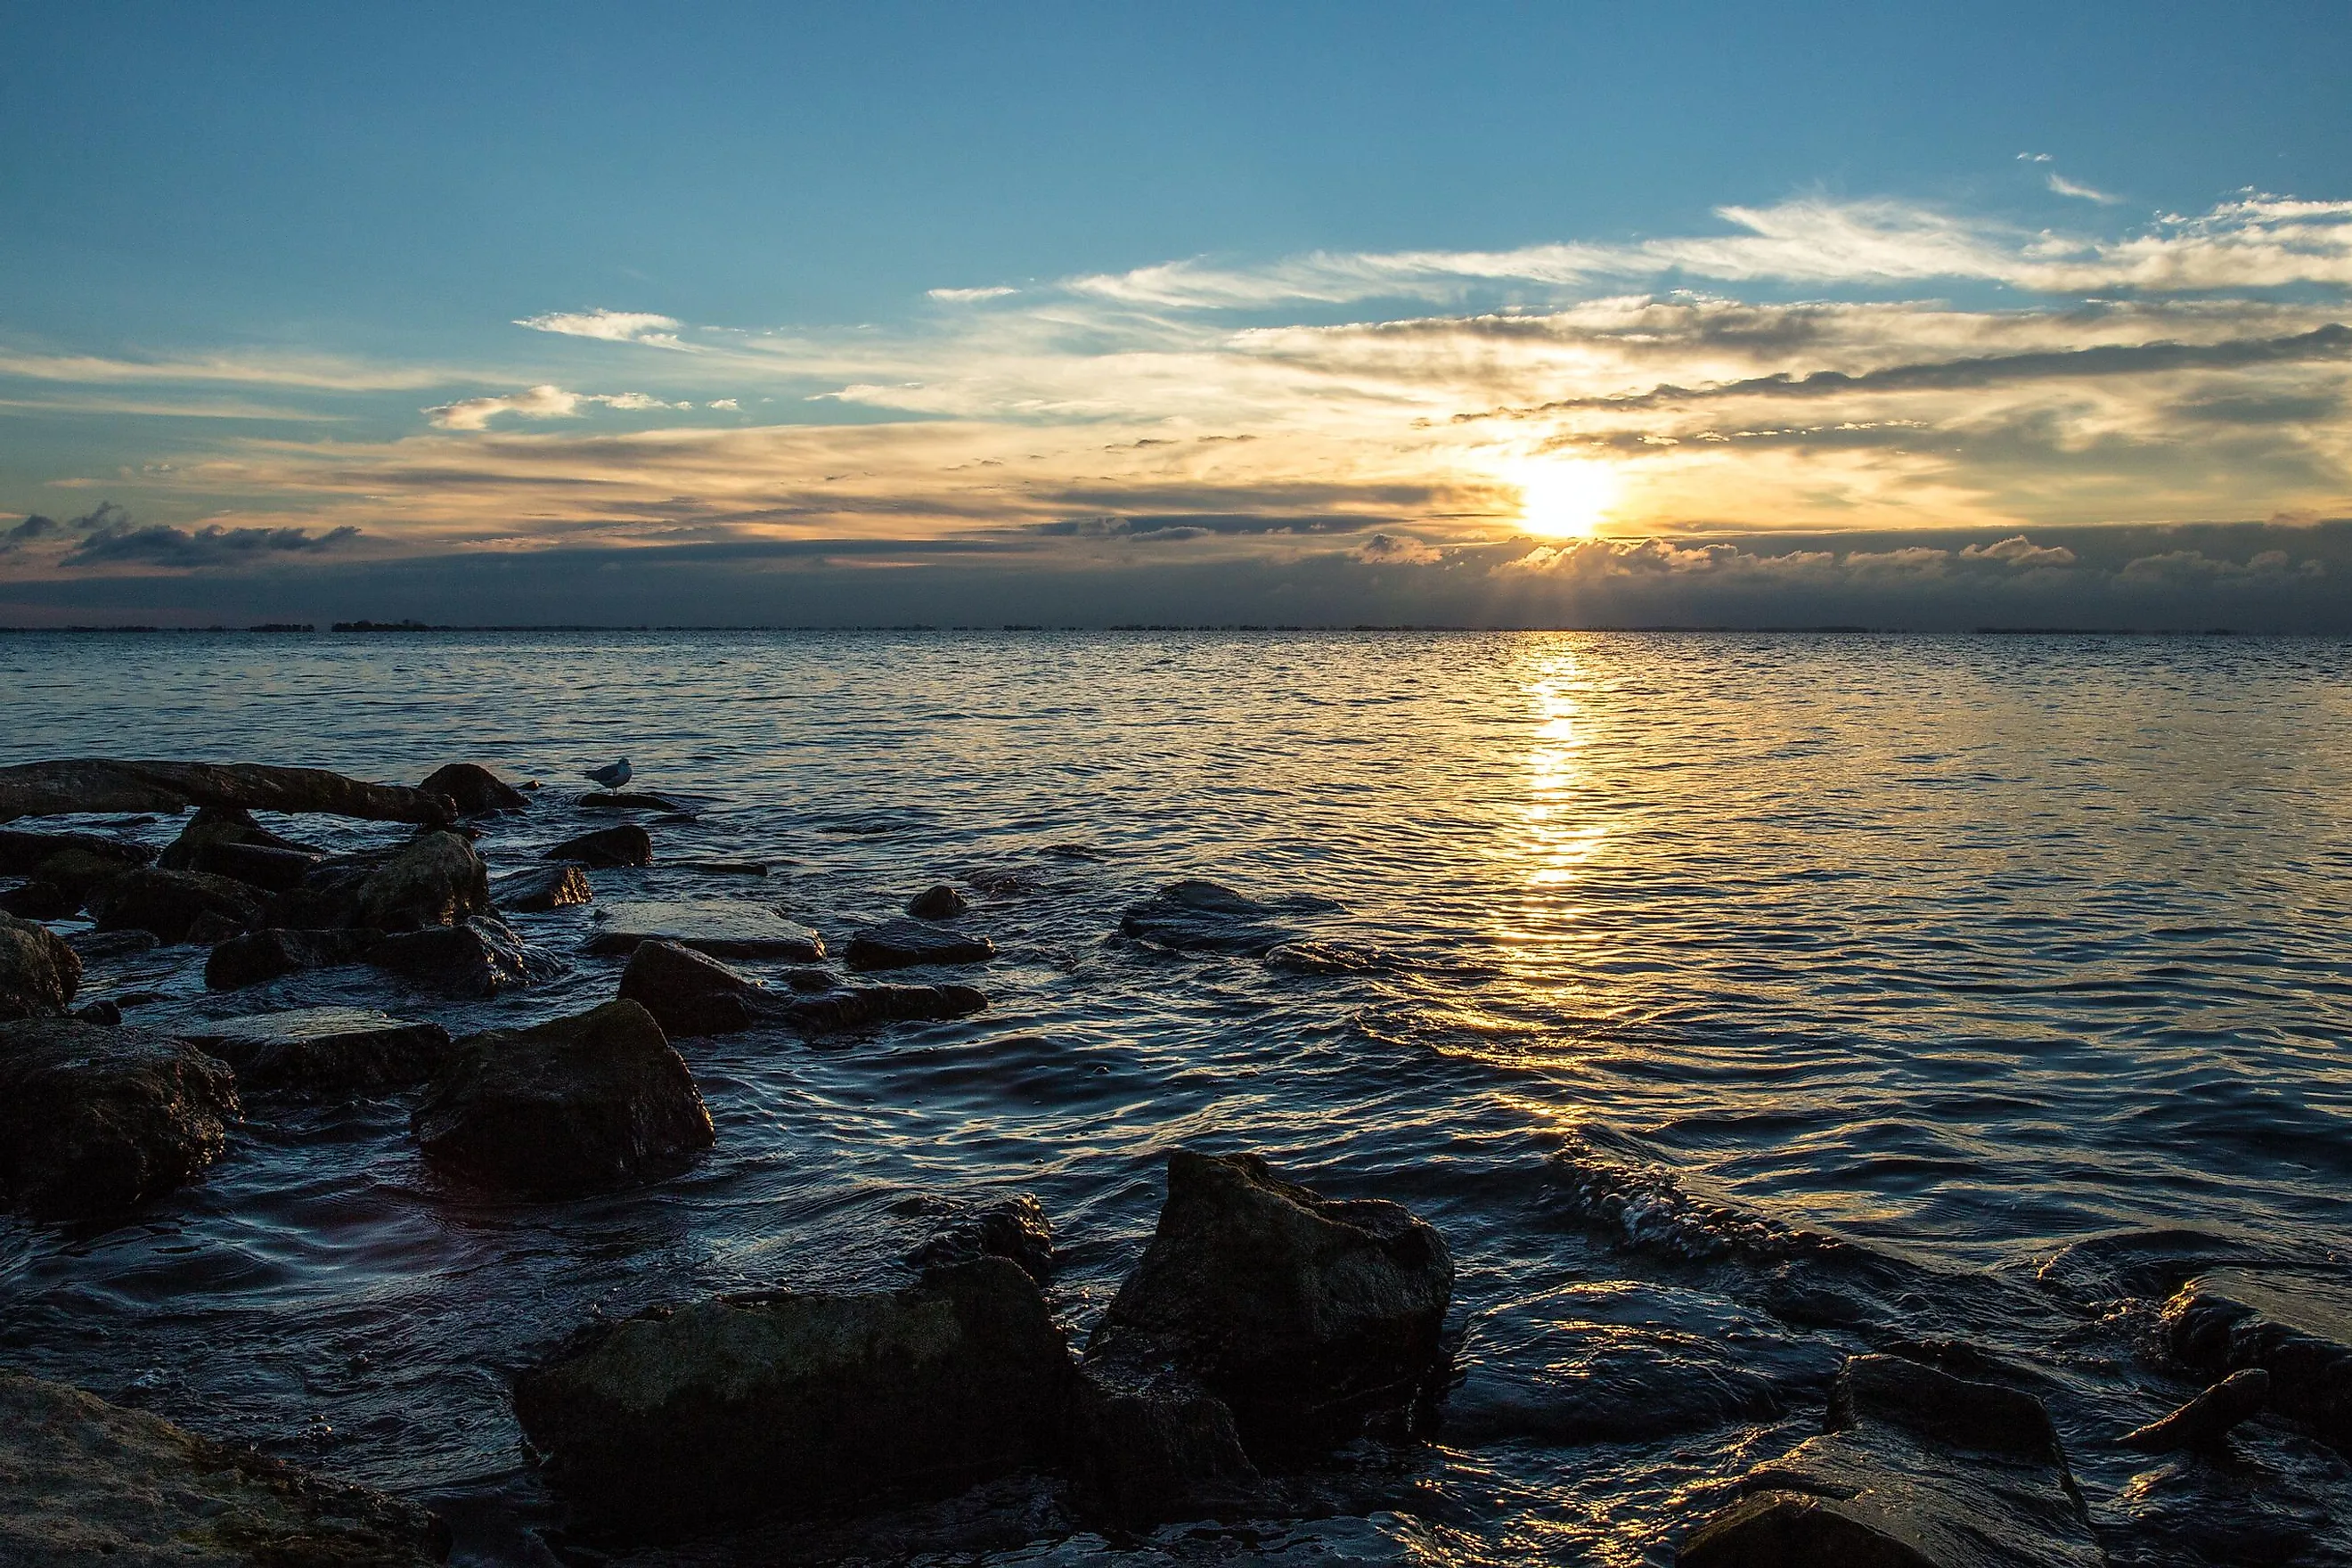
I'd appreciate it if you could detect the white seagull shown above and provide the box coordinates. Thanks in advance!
[584,757,633,789]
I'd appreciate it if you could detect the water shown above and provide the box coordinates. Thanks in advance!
[4,629,2350,1564]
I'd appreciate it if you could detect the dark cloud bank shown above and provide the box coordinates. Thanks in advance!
[2,517,2348,633]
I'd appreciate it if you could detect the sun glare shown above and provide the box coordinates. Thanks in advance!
[1514,461,1621,539]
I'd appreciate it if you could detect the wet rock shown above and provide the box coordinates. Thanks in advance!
[420,761,529,815]
[0,1368,449,1566]
[907,883,970,919]
[90,867,271,944]
[1068,1356,1261,1528]
[181,1007,455,1097]
[782,982,987,1031]
[189,838,322,892]
[587,898,823,960]
[909,1193,1056,1285]
[1676,1352,2101,1568]
[1085,1149,1453,1465]
[68,927,159,962]
[617,938,778,1036]
[72,999,123,1026]
[204,927,380,991]
[578,789,686,812]
[2162,1269,2352,1452]
[845,916,995,970]
[0,757,455,827]
[2120,1368,2270,1451]
[491,862,592,912]
[1263,940,1390,976]
[0,826,156,879]
[185,910,250,947]
[511,1256,1071,1537]
[365,916,565,998]
[1119,880,1341,956]
[349,830,490,932]
[686,859,769,877]
[410,1000,712,1196]
[0,1017,238,1220]
[546,822,652,868]
[1443,1323,1785,1447]
[157,804,320,873]
[1,910,82,1019]
[0,878,85,919]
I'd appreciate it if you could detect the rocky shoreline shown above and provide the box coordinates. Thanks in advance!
[2,756,2347,1564]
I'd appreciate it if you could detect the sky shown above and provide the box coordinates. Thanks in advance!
[3,2,2349,629]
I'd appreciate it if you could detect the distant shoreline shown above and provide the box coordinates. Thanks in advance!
[0,622,2287,636]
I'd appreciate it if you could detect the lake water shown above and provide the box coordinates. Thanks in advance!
[4,629,2350,1564]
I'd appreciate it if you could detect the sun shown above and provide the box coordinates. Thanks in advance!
[1514,461,1621,539]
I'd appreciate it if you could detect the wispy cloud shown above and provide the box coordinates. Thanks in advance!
[512,309,692,350]
[0,348,453,390]
[2046,172,2121,205]
[421,384,688,429]
[927,286,1019,302]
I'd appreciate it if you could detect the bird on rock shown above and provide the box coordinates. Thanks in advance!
[584,757,633,789]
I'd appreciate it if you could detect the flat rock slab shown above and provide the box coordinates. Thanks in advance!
[492,862,593,912]
[181,1007,455,1096]
[546,823,652,868]
[844,917,995,970]
[1119,880,1343,956]
[0,1017,239,1220]
[2165,1268,2352,1452]
[0,1368,449,1566]
[588,900,825,960]
[578,790,688,812]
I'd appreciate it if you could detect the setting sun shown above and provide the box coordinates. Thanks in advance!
[1515,461,1621,538]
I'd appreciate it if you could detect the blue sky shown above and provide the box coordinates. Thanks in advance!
[4,3,2349,625]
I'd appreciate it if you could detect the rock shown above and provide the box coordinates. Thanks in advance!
[420,762,529,815]
[617,938,778,1036]
[908,1193,1055,1285]
[157,804,320,873]
[89,868,271,944]
[350,830,490,932]
[907,883,970,919]
[0,1017,238,1220]
[185,910,250,947]
[365,916,565,998]
[511,1256,1071,1537]
[0,757,455,826]
[586,898,823,960]
[2120,1368,2270,1451]
[1085,1150,1453,1465]
[2162,1269,2352,1452]
[72,999,123,1026]
[491,862,592,912]
[0,826,156,879]
[782,983,987,1032]
[187,838,322,892]
[0,878,86,919]
[685,859,768,877]
[1675,1352,2101,1568]
[546,822,652,868]
[844,917,995,970]
[1119,880,1341,956]
[181,1007,455,1097]
[67,927,159,962]
[204,927,380,991]
[0,910,82,1019]
[410,1000,712,1196]
[0,1368,449,1566]
[1067,1356,1261,1528]
[578,789,686,812]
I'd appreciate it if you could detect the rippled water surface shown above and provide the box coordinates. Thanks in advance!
[4,630,2351,1564]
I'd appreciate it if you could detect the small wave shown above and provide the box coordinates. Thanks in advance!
[1542,1137,1837,1266]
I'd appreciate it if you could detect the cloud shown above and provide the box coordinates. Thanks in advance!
[927,286,1018,302]
[2047,172,2121,205]
[421,384,687,429]
[60,522,362,568]
[1354,533,1443,565]
[2019,152,2054,164]
[1959,535,2077,567]
[0,349,452,390]
[707,397,740,410]
[511,309,691,350]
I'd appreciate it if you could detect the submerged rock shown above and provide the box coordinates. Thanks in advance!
[587,898,823,960]
[782,982,987,1032]
[491,861,592,912]
[2120,1368,2270,1451]
[410,1000,712,1196]
[365,916,565,998]
[907,883,970,919]
[578,789,686,812]
[1119,880,1341,956]
[1676,1352,2101,1568]
[182,1007,455,1097]
[204,927,381,991]
[845,917,995,970]
[1085,1150,1453,1474]
[617,938,776,1036]
[90,868,271,944]
[908,1193,1056,1285]
[420,761,529,815]
[546,823,652,869]
[0,757,455,827]
[0,1017,238,1220]
[2162,1270,2352,1453]
[1,910,82,1019]
[0,1368,449,1566]
[350,830,490,932]
[511,1257,1070,1537]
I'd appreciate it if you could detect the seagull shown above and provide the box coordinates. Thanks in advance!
[584,757,633,789]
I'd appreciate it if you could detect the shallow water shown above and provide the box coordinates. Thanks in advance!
[4,628,2350,1564]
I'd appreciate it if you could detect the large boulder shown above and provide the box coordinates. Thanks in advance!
[1675,1353,2101,1568]
[419,762,529,815]
[0,757,454,827]
[491,862,592,912]
[512,1257,1071,1537]
[410,1000,713,1196]
[845,917,996,971]
[90,868,272,944]
[1084,1151,1452,1467]
[352,831,490,931]
[546,823,651,869]
[0,910,81,1019]
[181,1007,454,1097]
[2162,1269,2352,1453]
[204,927,381,991]
[617,938,779,1036]
[587,898,822,960]
[0,1017,239,1220]
[0,828,153,913]
[364,916,565,998]
[1118,880,1341,956]
[0,1368,448,1566]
